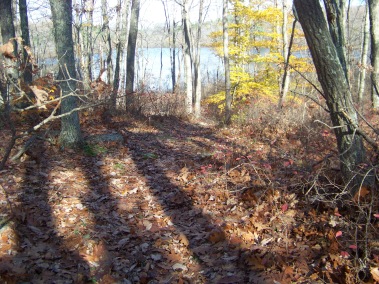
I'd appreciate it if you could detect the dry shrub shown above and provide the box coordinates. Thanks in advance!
[128,91,186,117]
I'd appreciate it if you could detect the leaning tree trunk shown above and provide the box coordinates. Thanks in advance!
[125,0,140,111]
[323,0,349,83]
[368,0,379,109]
[294,0,366,193]
[50,0,83,148]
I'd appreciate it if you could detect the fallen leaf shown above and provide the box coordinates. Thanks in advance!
[281,203,288,212]
[178,232,189,246]
[208,228,225,244]
[143,220,152,231]
[371,267,379,282]
[172,263,187,271]
[340,251,349,258]
[335,231,343,238]
[353,186,370,202]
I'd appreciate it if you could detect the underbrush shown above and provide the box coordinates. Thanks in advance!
[200,99,379,283]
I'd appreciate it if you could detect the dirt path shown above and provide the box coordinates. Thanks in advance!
[0,115,357,283]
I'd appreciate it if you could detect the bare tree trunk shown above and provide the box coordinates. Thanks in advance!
[101,0,113,84]
[193,0,204,118]
[294,0,366,193]
[0,0,18,80]
[368,0,379,109]
[119,0,131,93]
[125,0,140,110]
[19,0,33,84]
[278,0,292,109]
[182,0,193,115]
[50,0,83,148]
[358,3,370,105]
[172,20,177,93]
[86,0,94,82]
[223,0,232,125]
[73,0,83,82]
[323,0,349,83]
[111,0,123,110]
[162,0,177,93]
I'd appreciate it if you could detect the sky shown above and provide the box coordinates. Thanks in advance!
[25,0,365,28]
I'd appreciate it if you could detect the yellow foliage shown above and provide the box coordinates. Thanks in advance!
[207,0,312,113]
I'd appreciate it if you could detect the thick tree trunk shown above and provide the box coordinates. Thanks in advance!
[323,0,349,82]
[50,0,83,148]
[0,0,18,80]
[368,0,379,109]
[125,0,140,110]
[294,0,366,192]
[223,0,232,125]
[19,0,32,84]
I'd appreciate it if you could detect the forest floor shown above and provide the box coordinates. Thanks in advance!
[1,110,379,284]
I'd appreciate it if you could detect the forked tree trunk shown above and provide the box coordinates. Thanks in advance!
[278,0,292,109]
[294,0,366,193]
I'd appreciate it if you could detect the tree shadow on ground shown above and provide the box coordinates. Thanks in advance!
[1,115,273,283]
[3,142,90,283]
[123,115,272,283]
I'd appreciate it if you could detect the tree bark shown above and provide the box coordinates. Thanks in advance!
[86,0,94,82]
[111,0,123,110]
[323,0,349,82]
[357,4,370,105]
[278,0,292,109]
[368,0,379,109]
[193,0,204,118]
[224,0,232,125]
[182,0,193,115]
[0,0,18,80]
[101,0,113,84]
[294,0,366,193]
[125,0,140,110]
[19,0,33,84]
[49,0,83,148]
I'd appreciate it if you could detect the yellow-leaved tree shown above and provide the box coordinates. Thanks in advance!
[207,0,312,118]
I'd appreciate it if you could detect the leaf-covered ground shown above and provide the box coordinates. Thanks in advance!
[1,112,379,283]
